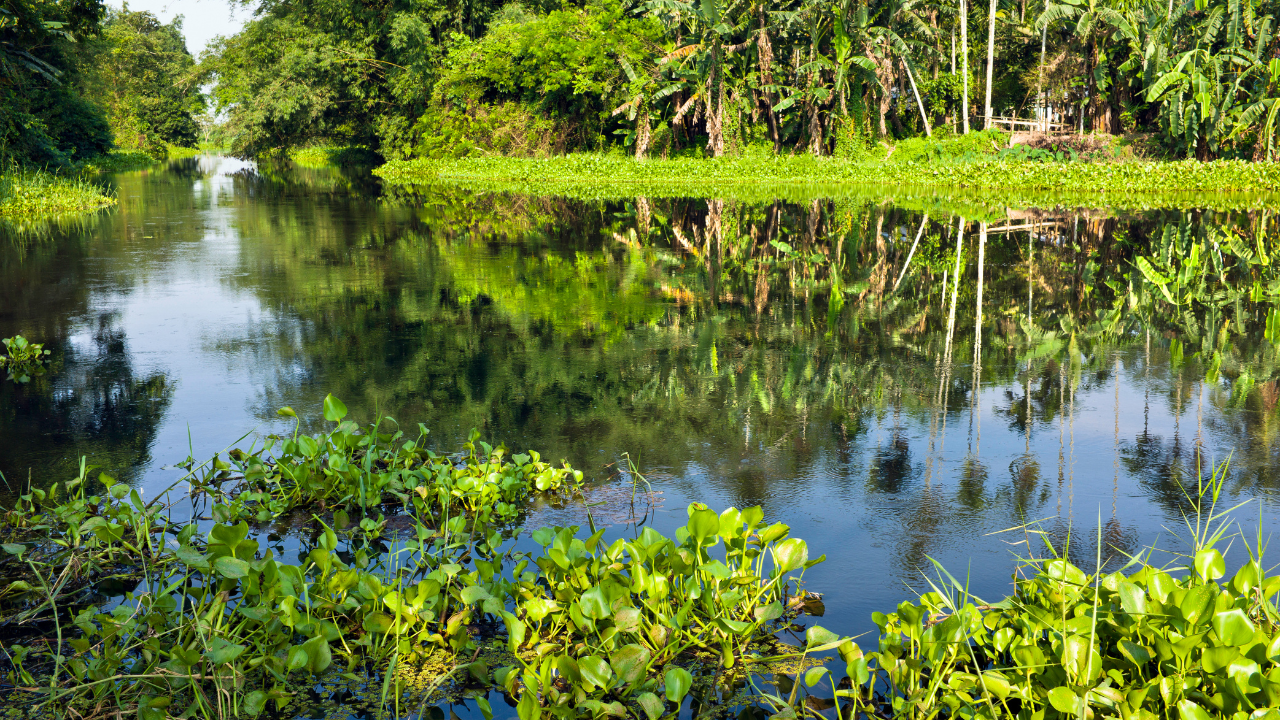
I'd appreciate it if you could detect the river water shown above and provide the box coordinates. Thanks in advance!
[2,156,1278,672]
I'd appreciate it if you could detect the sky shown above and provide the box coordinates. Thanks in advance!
[110,0,255,56]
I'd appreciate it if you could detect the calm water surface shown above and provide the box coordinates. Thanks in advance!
[2,156,1278,651]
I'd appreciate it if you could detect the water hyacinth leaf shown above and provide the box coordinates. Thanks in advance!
[1232,561,1261,594]
[476,696,493,720]
[1177,700,1212,720]
[203,637,247,665]
[1118,581,1147,615]
[804,667,826,687]
[846,656,869,684]
[1213,608,1255,646]
[531,527,555,547]
[302,635,332,672]
[556,655,582,684]
[610,644,651,684]
[716,618,750,635]
[1179,586,1215,626]
[1045,559,1087,586]
[524,597,559,622]
[637,692,664,720]
[1118,639,1153,667]
[805,625,842,650]
[579,655,611,690]
[287,646,309,671]
[580,586,611,619]
[664,666,692,703]
[1,543,24,558]
[460,585,492,604]
[1202,646,1238,673]
[517,689,541,720]
[1061,634,1103,683]
[1194,548,1226,581]
[1048,687,1082,714]
[774,538,808,573]
[243,690,268,717]
[276,406,296,418]
[213,556,250,579]
[754,601,783,622]
[687,504,719,544]
[322,393,348,422]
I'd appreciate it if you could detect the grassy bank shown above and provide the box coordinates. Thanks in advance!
[0,167,115,219]
[375,152,1280,210]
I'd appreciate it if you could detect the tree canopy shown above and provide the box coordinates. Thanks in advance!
[0,1,203,167]
[199,0,1280,162]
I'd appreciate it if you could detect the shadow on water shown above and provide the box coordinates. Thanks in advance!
[3,157,1280,716]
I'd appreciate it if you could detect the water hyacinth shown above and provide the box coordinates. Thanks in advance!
[0,400,1276,720]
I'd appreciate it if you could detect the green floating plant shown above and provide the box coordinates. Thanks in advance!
[0,335,51,384]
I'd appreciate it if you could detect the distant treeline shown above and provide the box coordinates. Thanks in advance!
[1,0,204,168]
[200,0,1280,161]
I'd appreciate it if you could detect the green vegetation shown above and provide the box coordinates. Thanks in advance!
[0,168,114,219]
[199,0,1280,165]
[1,2,202,220]
[0,335,50,383]
[0,395,1276,720]
[858,468,1280,720]
[375,148,1280,209]
[0,397,838,718]
[289,146,381,168]
[79,9,204,159]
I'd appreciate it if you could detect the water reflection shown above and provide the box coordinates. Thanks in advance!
[1,159,1278,640]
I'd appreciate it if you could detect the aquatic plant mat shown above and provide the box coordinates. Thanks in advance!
[375,155,1280,212]
[0,169,115,221]
[0,396,1277,720]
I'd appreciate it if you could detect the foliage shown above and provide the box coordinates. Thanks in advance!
[856,467,1280,720]
[79,9,203,158]
[0,334,50,383]
[0,399,840,719]
[411,101,573,158]
[191,395,585,525]
[77,150,160,173]
[1,390,1277,720]
[196,0,1280,161]
[0,0,113,167]
[289,145,381,168]
[375,152,1280,205]
[0,166,114,219]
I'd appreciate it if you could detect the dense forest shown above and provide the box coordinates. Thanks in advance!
[201,0,1280,161]
[0,0,203,167]
[7,0,1280,166]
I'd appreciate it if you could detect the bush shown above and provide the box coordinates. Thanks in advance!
[412,102,572,158]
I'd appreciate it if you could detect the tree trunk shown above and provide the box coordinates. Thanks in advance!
[705,44,725,157]
[983,0,996,129]
[758,23,782,153]
[635,110,651,160]
[903,57,932,136]
[1037,22,1046,131]
[961,0,970,133]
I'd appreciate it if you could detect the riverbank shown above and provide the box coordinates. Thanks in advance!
[375,153,1280,209]
[0,167,115,219]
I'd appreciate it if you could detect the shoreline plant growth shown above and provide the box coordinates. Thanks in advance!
[0,397,1276,719]
[0,168,115,220]
[374,150,1280,205]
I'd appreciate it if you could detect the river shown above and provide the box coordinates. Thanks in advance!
[2,156,1278,715]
